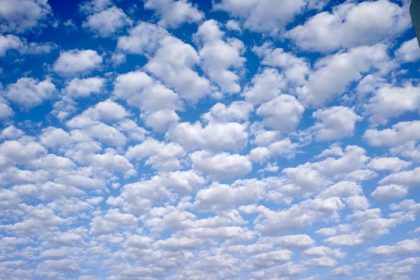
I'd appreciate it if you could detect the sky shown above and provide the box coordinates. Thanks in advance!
[0,0,419,279]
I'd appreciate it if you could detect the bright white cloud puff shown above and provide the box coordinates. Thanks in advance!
[0,0,419,279]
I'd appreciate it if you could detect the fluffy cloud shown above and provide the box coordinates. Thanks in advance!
[1,2,419,279]
[243,68,285,105]
[144,0,204,28]
[253,196,345,235]
[83,6,131,37]
[214,0,309,34]
[368,239,420,256]
[255,44,309,86]
[371,184,408,200]
[396,38,420,62]
[0,0,51,32]
[0,98,13,119]
[364,120,420,147]
[5,78,55,109]
[380,167,420,189]
[144,109,179,132]
[82,99,128,122]
[117,21,168,55]
[191,151,252,179]
[312,106,359,141]
[118,22,211,103]
[366,85,420,124]
[0,34,53,57]
[0,34,23,56]
[195,19,244,93]
[250,138,297,162]
[297,44,389,106]
[202,101,252,123]
[368,157,410,172]
[288,0,410,52]
[63,77,105,98]
[256,94,304,133]
[53,49,102,76]
[194,180,264,211]
[145,36,211,102]
[167,121,248,152]
[113,70,180,113]
[126,139,185,171]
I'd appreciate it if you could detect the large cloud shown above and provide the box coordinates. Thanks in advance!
[288,0,410,52]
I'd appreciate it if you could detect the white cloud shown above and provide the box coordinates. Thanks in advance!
[167,121,248,152]
[366,85,420,124]
[275,234,315,248]
[368,239,420,256]
[40,182,83,201]
[117,21,168,55]
[144,109,179,132]
[214,0,307,34]
[312,106,359,141]
[0,138,46,168]
[83,6,131,37]
[90,209,137,235]
[39,127,71,148]
[5,77,55,109]
[126,139,185,171]
[250,138,297,163]
[0,98,13,119]
[297,44,389,106]
[156,170,204,194]
[368,157,410,172]
[254,44,309,86]
[80,0,112,14]
[254,196,345,235]
[202,101,252,123]
[332,265,352,276]
[0,34,54,57]
[256,94,304,133]
[91,150,135,176]
[66,115,128,148]
[380,167,420,188]
[195,19,244,93]
[191,151,252,179]
[303,246,344,259]
[396,38,420,62]
[119,22,211,103]
[53,49,102,76]
[1,2,419,279]
[145,36,211,102]
[324,210,399,246]
[371,184,408,200]
[194,180,263,211]
[0,34,22,56]
[0,0,51,32]
[109,177,172,214]
[0,126,24,140]
[364,120,420,147]
[226,19,241,32]
[288,0,410,52]
[82,99,128,122]
[144,0,203,28]
[243,68,285,105]
[276,145,369,197]
[64,77,105,98]
[113,70,180,113]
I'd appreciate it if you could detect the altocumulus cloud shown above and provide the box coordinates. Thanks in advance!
[0,0,419,279]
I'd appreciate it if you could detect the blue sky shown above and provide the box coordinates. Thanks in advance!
[0,0,419,279]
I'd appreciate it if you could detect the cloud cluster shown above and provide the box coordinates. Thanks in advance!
[0,0,418,279]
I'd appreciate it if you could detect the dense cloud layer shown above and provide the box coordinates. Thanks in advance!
[0,0,419,279]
